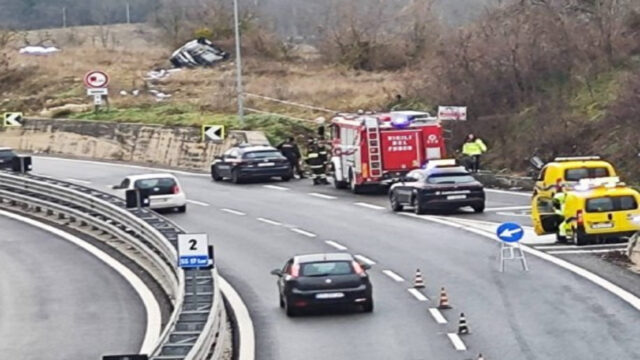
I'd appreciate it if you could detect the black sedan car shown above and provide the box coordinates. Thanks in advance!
[389,166,485,214]
[271,253,373,316]
[210,145,293,183]
[0,147,18,170]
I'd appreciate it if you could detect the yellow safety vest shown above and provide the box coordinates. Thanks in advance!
[553,192,567,215]
[462,139,487,156]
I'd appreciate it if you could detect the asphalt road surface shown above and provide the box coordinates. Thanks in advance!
[0,214,147,359]
[30,157,640,360]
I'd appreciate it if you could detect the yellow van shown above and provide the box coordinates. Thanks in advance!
[532,178,640,245]
[534,156,617,198]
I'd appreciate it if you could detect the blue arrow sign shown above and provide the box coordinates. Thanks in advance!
[496,222,524,243]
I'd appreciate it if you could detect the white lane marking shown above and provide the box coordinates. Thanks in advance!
[263,185,289,191]
[308,192,337,200]
[186,199,210,207]
[0,209,162,354]
[35,156,209,177]
[325,240,348,251]
[354,202,385,210]
[382,270,405,282]
[548,249,625,255]
[484,188,531,197]
[534,243,627,250]
[408,288,429,301]
[219,276,255,360]
[484,205,531,212]
[447,333,467,351]
[354,254,376,265]
[257,217,282,226]
[65,178,92,185]
[496,211,531,217]
[221,208,246,216]
[399,212,640,311]
[290,228,317,238]
[429,308,448,324]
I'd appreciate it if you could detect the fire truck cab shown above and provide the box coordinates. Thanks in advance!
[330,111,447,193]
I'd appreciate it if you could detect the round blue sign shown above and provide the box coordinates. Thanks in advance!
[496,222,524,243]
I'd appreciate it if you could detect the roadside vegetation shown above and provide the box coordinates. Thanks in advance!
[1,0,640,178]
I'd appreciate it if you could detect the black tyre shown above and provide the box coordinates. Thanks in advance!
[363,299,374,313]
[176,205,187,213]
[413,195,426,215]
[284,297,297,317]
[572,229,586,246]
[211,166,223,181]
[231,169,242,184]
[472,204,485,213]
[390,191,403,212]
[279,295,285,309]
[281,175,292,182]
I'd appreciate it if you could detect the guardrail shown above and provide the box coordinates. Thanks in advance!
[0,170,227,360]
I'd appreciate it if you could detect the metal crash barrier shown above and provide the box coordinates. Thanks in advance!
[0,170,227,360]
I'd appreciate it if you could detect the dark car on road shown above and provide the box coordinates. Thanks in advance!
[0,147,18,170]
[389,165,485,214]
[271,253,374,316]
[210,145,293,184]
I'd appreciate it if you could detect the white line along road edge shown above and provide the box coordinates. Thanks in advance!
[0,209,162,354]
[401,213,640,312]
[218,276,256,360]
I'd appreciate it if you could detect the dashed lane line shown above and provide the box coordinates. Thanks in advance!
[290,228,317,238]
[263,185,289,191]
[257,217,282,226]
[407,288,429,301]
[484,188,530,197]
[186,199,210,207]
[325,240,348,251]
[548,249,625,255]
[382,270,405,282]
[484,205,530,212]
[221,208,246,216]
[354,254,376,265]
[354,202,385,210]
[429,308,448,324]
[447,333,467,351]
[308,192,338,200]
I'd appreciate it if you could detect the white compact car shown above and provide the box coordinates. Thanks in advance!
[113,173,187,212]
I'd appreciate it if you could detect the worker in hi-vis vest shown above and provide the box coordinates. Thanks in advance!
[461,133,488,173]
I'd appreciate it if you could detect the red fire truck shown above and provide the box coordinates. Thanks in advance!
[329,111,447,193]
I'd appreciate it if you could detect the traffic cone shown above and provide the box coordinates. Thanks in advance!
[458,312,470,335]
[438,287,451,309]
[413,269,425,288]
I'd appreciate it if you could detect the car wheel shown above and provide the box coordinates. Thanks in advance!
[572,228,586,246]
[176,205,187,213]
[211,166,223,181]
[363,299,374,313]
[284,297,297,317]
[472,204,485,213]
[281,175,292,182]
[413,196,426,215]
[390,191,403,212]
[231,169,243,184]
[279,294,284,309]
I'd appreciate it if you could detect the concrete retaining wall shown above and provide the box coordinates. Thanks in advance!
[0,118,269,171]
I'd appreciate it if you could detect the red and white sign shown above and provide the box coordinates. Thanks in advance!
[437,106,467,121]
[84,70,110,89]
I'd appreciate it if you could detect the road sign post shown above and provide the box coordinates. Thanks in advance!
[496,222,529,272]
[178,233,211,308]
[84,70,110,112]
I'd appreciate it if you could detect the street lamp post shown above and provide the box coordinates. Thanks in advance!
[233,0,245,124]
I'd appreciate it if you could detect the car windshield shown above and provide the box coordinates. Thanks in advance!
[0,150,16,159]
[565,167,610,182]
[300,261,354,277]
[243,151,282,159]
[426,174,476,184]
[134,178,177,191]
[586,196,638,213]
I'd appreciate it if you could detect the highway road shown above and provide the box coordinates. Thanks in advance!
[0,213,147,359]
[31,156,640,360]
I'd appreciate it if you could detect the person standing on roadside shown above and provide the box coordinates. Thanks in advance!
[277,137,305,179]
[461,133,488,173]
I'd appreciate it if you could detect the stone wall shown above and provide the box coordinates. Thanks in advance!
[0,118,269,171]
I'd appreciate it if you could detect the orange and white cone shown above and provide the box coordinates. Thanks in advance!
[438,287,451,309]
[413,269,425,288]
[458,312,470,335]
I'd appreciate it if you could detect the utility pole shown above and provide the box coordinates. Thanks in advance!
[126,2,131,24]
[233,0,245,124]
[62,7,67,28]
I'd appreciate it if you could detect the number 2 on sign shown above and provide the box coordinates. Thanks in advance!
[189,239,197,250]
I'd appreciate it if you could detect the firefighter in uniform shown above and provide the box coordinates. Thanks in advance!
[306,139,329,185]
[461,134,488,173]
[277,137,304,178]
[553,187,568,241]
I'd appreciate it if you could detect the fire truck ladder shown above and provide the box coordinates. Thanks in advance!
[364,117,382,177]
